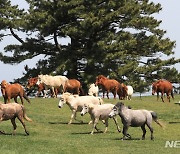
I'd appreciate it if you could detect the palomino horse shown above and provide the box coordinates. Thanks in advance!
[0,102,32,135]
[27,77,45,97]
[95,75,120,99]
[109,102,163,140]
[152,79,174,102]
[64,79,84,95]
[37,74,69,97]
[1,80,30,104]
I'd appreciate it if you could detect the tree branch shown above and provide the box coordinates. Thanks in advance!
[53,31,61,52]
[9,27,24,44]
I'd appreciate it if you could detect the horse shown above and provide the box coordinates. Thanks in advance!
[64,79,84,95]
[117,83,128,100]
[0,102,32,135]
[1,80,30,104]
[88,83,99,97]
[152,79,174,102]
[109,102,163,140]
[26,77,45,97]
[117,84,133,100]
[37,74,69,97]
[95,75,120,99]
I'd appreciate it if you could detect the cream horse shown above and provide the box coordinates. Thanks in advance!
[37,74,69,98]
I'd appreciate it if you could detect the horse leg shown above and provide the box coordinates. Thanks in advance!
[146,123,154,140]
[106,90,110,99]
[91,118,99,134]
[19,96,24,105]
[68,110,76,124]
[167,92,171,102]
[113,117,121,133]
[11,118,17,135]
[17,115,29,135]
[161,92,165,102]
[141,124,146,140]
[112,90,117,99]
[14,97,18,103]
[122,125,131,140]
[156,92,159,101]
[103,119,108,133]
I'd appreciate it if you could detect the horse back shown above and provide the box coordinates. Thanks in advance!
[157,81,173,93]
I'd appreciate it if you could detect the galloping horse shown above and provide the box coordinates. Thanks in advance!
[152,79,174,102]
[1,80,30,104]
[27,77,45,97]
[37,74,69,97]
[95,75,120,99]
[64,79,84,95]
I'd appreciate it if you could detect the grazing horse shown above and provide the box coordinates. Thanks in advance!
[1,80,30,104]
[0,102,32,135]
[152,79,174,102]
[37,74,69,97]
[109,102,163,140]
[27,77,45,97]
[64,79,84,95]
[95,75,120,99]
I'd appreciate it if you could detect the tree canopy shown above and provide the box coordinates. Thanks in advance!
[0,0,180,92]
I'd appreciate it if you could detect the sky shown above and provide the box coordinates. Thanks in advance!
[0,0,180,83]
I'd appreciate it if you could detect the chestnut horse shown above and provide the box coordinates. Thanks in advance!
[95,75,120,99]
[1,80,30,104]
[152,79,174,102]
[117,83,128,100]
[65,79,84,95]
[27,77,45,97]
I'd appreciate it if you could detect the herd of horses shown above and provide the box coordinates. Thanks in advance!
[0,74,174,104]
[0,74,174,137]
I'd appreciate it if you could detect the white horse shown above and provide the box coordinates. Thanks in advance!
[88,83,99,97]
[37,74,69,98]
[126,86,133,100]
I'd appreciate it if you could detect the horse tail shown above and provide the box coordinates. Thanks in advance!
[150,111,163,127]
[21,105,32,122]
[23,90,31,104]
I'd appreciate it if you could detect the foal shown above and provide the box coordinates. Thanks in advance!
[109,102,163,140]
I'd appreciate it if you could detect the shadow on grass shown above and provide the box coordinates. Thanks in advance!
[48,121,88,125]
[169,121,180,124]
[112,137,141,141]
[71,131,104,135]
[0,131,29,136]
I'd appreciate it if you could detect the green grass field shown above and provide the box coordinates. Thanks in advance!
[0,95,180,154]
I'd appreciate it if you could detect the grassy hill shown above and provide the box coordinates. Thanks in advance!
[0,95,180,154]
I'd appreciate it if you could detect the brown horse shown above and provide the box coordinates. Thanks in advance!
[117,83,128,100]
[95,75,120,99]
[1,80,30,104]
[0,102,32,135]
[27,77,45,97]
[152,79,174,102]
[64,79,84,95]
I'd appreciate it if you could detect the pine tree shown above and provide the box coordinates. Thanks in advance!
[0,0,180,92]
